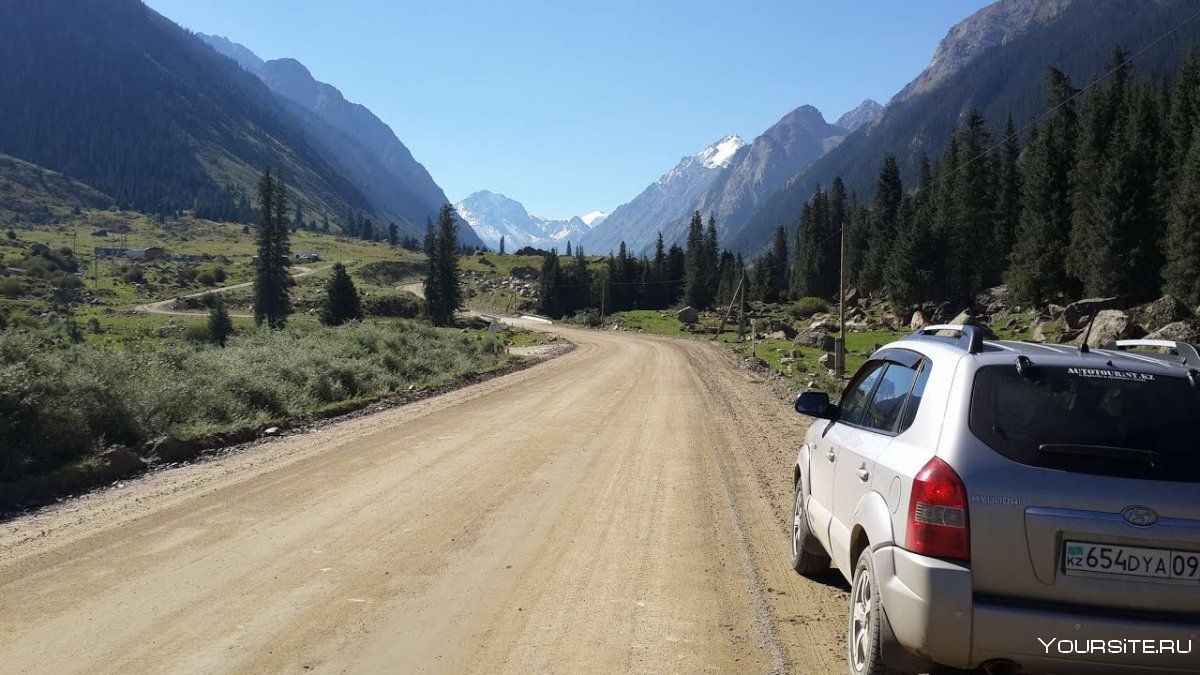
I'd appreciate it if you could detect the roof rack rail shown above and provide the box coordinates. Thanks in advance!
[1102,339,1200,367]
[903,324,986,354]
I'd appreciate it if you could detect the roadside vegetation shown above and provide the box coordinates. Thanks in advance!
[0,179,554,487]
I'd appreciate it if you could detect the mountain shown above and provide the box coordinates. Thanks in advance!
[890,0,1074,104]
[196,33,265,74]
[197,36,483,247]
[736,0,1197,252]
[582,135,746,254]
[0,154,114,224]
[834,100,884,133]
[682,105,848,251]
[455,191,598,251]
[581,211,609,228]
[0,0,376,225]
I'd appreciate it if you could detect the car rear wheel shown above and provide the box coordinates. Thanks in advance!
[791,478,830,575]
[848,549,911,675]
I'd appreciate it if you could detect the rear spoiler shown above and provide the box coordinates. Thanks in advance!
[1102,339,1200,367]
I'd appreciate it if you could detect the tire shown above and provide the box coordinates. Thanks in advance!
[790,477,830,575]
[848,549,913,675]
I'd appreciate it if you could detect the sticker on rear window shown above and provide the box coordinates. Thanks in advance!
[1065,368,1156,382]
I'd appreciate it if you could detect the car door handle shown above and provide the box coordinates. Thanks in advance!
[856,467,870,482]
[825,449,836,462]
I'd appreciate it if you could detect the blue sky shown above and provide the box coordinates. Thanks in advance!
[147,0,991,219]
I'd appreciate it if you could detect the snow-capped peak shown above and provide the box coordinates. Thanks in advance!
[581,211,609,227]
[697,134,746,169]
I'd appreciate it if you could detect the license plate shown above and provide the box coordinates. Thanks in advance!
[1063,541,1200,584]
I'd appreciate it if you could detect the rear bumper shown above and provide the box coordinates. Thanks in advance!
[873,546,1200,674]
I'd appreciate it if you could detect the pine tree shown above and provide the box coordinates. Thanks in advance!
[860,155,903,294]
[499,235,506,255]
[424,205,463,326]
[1164,129,1200,306]
[704,214,720,304]
[683,211,708,308]
[1007,68,1078,306]
[667,243,686,306]
[565,240,571,257]
[292,199,304,233]
[769,224,788,303]
[253,169,292,330]
[388,222,399,247]
[1067,69,1122,292]
[321,263,363,326]
[994,116,1022,282]
[792,201,816,298]
[538,249,563,317]
[945,109,995,301]
[208,296,233,346]
[885,194,931,309]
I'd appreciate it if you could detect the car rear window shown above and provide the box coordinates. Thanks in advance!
[969,365,1200,483]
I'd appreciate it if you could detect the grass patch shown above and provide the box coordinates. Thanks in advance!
[0,321,516,481]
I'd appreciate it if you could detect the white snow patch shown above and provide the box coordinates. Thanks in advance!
[581,211,609,227]
[698,134,746,169]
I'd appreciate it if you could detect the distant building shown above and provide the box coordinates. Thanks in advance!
[93,246,168,260]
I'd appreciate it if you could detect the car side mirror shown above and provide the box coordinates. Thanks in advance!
[794,391,837,420]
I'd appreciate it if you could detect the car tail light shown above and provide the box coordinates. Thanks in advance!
[906,457,970,560]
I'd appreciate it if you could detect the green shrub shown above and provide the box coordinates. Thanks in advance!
[789,297,830,320]
[121,266,144,284]
[197,270,216,286]
[0,277,22,298]
[0,322,496,481]
[363,291,423,319]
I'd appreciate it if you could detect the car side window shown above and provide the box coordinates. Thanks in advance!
[862,363,919,433]
[839,361,887,426]
[897,361,931,433]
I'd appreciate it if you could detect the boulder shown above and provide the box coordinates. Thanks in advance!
[1079,310,1145,349]
[974,285,1009,315]
[143,436,199,463]
[794,329,835,352]
[98,445,148,479]
[1047,304,1066,319]
[844,288,859,307]
[676,306,699,325]
[1147,321,1200,343]
[949,310,972,326]
[910,311,928,331]
[509,266,540,281]
[1063,297,1124,329]
[817,353,834,370]
[1031,318,1065,344]
[768,320,798,339]
[1136,295,1191,333]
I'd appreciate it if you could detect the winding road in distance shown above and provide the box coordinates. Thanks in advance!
[0,322,849,674]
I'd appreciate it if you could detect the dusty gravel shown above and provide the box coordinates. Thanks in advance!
[0,325,847,674]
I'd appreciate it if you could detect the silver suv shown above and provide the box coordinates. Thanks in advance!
[790,325,1200,675]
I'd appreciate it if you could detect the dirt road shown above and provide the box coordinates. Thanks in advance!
[0,327,847,674]
[134,265,323,318]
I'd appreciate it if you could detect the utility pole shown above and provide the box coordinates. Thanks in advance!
[600,275,607,325]
[715,273,745,340]
[835,220,846,377]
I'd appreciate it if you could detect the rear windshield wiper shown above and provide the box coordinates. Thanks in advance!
[1038,444,1163,464]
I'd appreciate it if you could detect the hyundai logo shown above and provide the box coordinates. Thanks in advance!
[1121,506,1159,527]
